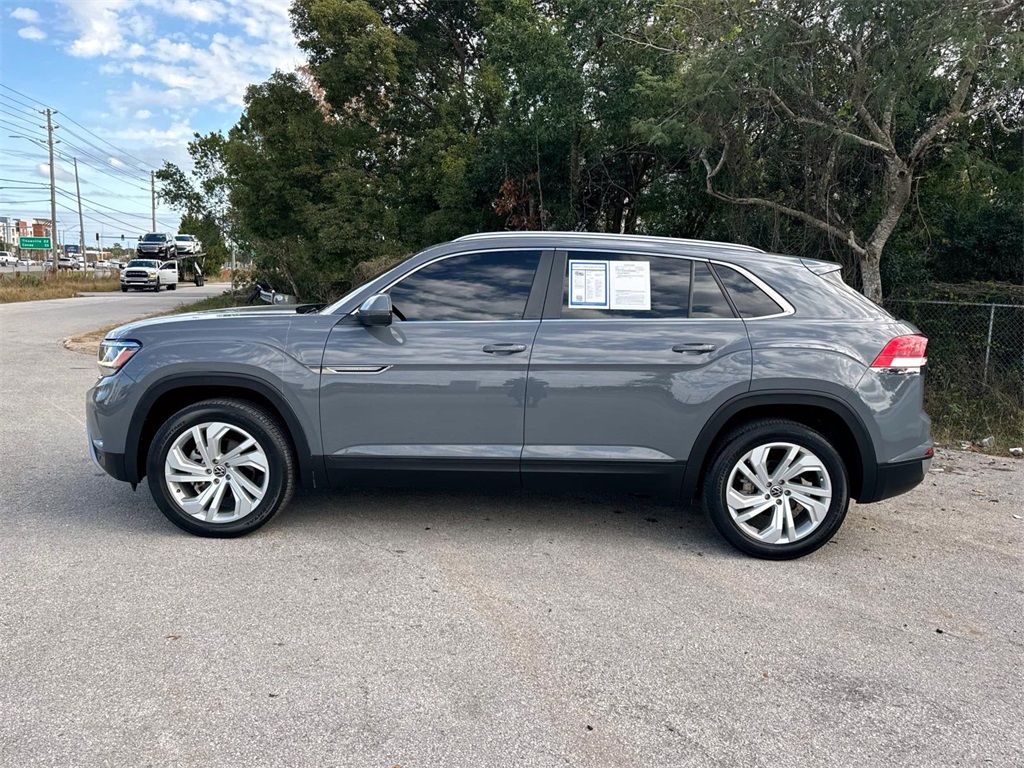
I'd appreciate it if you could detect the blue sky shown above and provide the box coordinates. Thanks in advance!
[1,0,302,247]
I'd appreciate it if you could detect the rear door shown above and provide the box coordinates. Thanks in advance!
[522,250,755,496]
[319,249,552,489]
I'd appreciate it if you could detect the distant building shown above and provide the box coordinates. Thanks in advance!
[0,216,13,245]
[32,219,52,238]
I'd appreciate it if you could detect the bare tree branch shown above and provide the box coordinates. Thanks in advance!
[759,88,894,154]
[908,71,976,162]
[700,147,866,256]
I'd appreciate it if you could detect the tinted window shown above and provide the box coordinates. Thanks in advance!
[387,250,541,322]
[141,233,167,242]
[690,262,734,318]
[714,265,784,317]
[561,252,691,319]
[127,260,159,268]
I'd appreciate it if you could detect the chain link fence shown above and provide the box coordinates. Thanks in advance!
[887,299,1024,442]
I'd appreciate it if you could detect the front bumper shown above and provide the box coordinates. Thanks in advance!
[87,372,138,484]
[121,276,159,286]
[87,426,130,481]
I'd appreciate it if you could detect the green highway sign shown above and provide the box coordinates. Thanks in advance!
[19,236,52,250]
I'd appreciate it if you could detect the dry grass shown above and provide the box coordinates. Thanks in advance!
[0,271,121,303]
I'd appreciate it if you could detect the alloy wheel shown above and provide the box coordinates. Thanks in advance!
[164,421,270,523]
[725,442,832,545]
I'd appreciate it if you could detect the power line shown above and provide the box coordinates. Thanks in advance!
[59,118,153,174]
[0,110,46,135]
[56,199,147,234]
[2,84,154,177]
[0,84,44,110]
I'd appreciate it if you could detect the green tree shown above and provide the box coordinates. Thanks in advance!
[651,0,1023,300]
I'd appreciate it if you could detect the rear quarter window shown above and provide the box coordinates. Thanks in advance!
[713,265,785,318]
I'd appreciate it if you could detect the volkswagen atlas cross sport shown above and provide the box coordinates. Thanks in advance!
[86,232,931,559]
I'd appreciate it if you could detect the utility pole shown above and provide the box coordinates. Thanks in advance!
[150,170,156,232]
[74,158,86,259]
[45,108,58,272]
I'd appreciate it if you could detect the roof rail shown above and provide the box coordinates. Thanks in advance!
[452,231,765,253]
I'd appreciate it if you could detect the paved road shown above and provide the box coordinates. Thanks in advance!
[0,296,1021,767]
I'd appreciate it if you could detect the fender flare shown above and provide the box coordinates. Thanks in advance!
[124,372,323,488]
[680,391,877,500]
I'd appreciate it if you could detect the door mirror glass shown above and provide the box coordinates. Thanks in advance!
[357,293,393,326]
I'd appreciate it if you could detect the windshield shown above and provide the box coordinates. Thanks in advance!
[141,233,166,242]
[128,260,159,268]
[175,236,192,241]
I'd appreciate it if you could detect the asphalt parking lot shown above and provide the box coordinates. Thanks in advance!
[0,293,1021,767]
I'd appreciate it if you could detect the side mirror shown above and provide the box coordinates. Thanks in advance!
[357,293,393,326]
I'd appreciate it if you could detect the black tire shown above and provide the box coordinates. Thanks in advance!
[168,283,177,290]
[121,285,128,292]
[154,279,161,292]
[702,419,850,560]
[146,399,297,538]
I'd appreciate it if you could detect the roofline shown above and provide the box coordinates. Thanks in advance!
[452,231,765,254]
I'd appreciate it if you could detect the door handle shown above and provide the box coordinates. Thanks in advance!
[482,343,528,355]
[672,343,717,354]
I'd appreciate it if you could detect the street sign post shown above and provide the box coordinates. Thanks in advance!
[19,237,51,250]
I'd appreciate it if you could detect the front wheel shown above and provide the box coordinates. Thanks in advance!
[120,285,128,292]
[146,399,297,537]
[702,419,850,559]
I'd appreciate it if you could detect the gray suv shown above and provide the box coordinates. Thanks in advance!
[86,233,931,558]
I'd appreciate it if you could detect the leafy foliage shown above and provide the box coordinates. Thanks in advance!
[155,0,1023,303]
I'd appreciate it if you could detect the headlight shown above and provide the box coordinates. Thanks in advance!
[148,269,157,276]
[98,340,141,376]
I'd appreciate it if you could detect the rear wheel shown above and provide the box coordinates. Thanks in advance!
[702,419,850,559]
[146,399,297,537]
[168,283,177,290]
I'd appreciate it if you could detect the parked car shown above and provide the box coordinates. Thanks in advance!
[0,251,15,266]
[87,232,931,558]
[120,259,178,291]
[174,234,202,256]
[136,232,178,259]
[16,257,33,267]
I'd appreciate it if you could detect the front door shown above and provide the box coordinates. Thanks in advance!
[319,249,551,489]
[523,250,754,496]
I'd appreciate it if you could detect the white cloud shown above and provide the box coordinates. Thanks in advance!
[35,163,76,182]
[45,0,303,172]
[162,0,226,23]
[17,25,46,40]
[10,6,40,23]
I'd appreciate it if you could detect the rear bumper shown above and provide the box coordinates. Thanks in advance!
[859,455,931,503]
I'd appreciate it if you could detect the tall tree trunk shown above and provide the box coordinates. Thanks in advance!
[860,247,883,305]
[570,126,581,228]
[860,157,914,303]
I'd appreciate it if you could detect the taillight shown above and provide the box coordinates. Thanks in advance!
[871,335,928,369]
